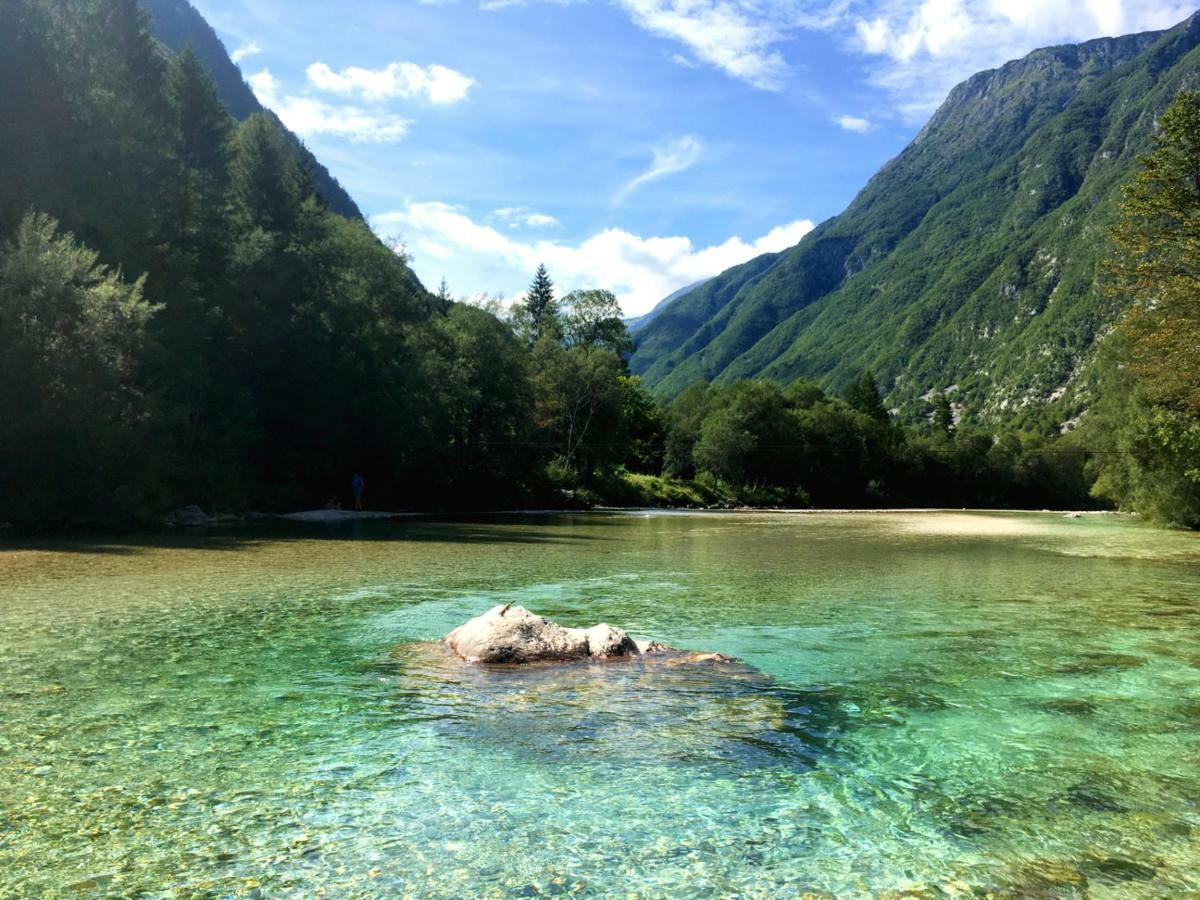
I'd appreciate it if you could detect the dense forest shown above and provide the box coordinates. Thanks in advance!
[0,0,1197,528]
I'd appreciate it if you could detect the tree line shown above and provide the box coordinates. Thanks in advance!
[0,0,1195,527]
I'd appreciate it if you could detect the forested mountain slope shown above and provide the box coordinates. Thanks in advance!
[140,0,363,220]
[630,13,1200,427]
[626,280,709,332]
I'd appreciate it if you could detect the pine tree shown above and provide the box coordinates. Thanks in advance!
[165,48,233,291]
[846,370,889,426]
[931,391,955,437]
[515,264,561,345]
[229,114,301,235]
[435,278,453,306]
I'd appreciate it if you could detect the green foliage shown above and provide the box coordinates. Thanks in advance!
[1106,89,1200,414]
[531,342,630,482]
[931,391,956,437]
[845,371,890,426]
[631,15,1200,430]
[1088,90,1200,526]
[511,264,561,346]
[140,0,363,218]
[562,289,634,355]
[0,214,158,523]
[661,371,1095,509]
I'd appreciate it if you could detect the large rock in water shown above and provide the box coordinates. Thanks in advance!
[164,505,212,527]
[445,606,644,664]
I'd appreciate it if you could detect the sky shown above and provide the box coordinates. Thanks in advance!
[194,0,1196,315]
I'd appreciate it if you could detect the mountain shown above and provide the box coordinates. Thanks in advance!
[626,280,709,333]
[629,13,1200,426]
[140,0,363,221]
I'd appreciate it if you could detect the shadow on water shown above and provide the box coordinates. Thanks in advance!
[382,643,849,776]
[0,512,628,556]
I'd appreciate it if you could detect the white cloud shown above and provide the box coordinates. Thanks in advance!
[493,207,562,228]
[851,0,1196,119]
[247,69,410,143]
[616,0,788,89]
[306,61,476,104]
[608,0,850,89]
[837,114,873,132]
[617,135,703,201]
[231,40,262,63]
[246,68,279,100]
[373,201,815,315]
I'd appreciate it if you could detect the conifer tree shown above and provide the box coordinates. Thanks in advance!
[514,264,561,345]
[931,391,955,437]
[436,278,453,305]
[846,370,890,426]
[165,48,233,288]
[229,114,301,235]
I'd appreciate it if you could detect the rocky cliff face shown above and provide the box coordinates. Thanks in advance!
[629,13,1200,428]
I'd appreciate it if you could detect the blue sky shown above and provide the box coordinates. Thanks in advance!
[194,0,1195,314]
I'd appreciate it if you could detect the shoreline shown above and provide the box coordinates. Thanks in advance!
[0,506,1128,537]
[276,506,1124,521]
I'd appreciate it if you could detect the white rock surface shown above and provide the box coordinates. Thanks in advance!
[445,606,645,663]
[584,624,639,659]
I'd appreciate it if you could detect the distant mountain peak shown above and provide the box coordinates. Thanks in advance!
[630,11,1200,429]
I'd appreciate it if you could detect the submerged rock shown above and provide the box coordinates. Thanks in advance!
[164,505,211,527]
[444,605,701,664]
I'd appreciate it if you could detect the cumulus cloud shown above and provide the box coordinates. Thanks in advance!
[306,61,476,104]
[374,202,815,315]
[616,135,703,201]
[837,114,872,132]
[493,207,562,228]
[852,0,1196,119]
[231,41,262,64]
[247,69,410,143]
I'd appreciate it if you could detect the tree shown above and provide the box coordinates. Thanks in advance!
[435,278,454,306]
[845,370,890,426]
[421,304,534,503]
[229,114,302,235]
[931,391,955,437]
[1091,89,1200,526]
[160,48,234,304]
[663,382,711,478]
[618,376,665,473]
[562,289,633,354]
[1106,89,1200,415]
[531,343,627,481]
[0,214,158,522]
[512,264,561,345]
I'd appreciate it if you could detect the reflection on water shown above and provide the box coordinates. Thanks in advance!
[1,510,1199,895]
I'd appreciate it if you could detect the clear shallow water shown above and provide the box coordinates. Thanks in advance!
[1,511,1199,897]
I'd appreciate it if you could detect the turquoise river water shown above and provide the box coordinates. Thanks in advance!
[1,510,1199,897]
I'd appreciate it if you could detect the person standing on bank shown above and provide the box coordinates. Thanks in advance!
[351,472,365,512]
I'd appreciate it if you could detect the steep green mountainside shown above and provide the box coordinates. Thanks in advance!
[630,13,1200,426]
[140,0,363,220]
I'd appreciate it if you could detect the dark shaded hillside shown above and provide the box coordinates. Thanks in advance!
[140,0,363,220]
[630,13,1200,427]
